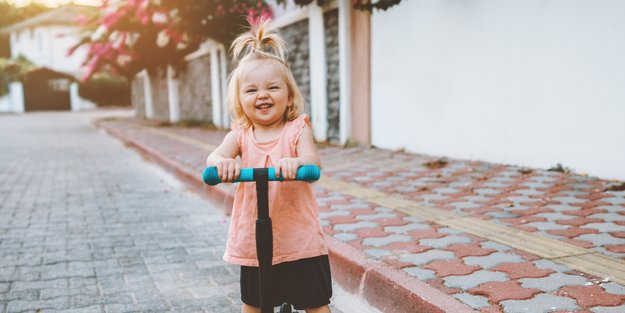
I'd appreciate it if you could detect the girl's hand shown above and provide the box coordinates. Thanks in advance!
[214,158,240,183]
[275,157,303,181]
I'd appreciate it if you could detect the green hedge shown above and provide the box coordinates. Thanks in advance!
[79,74,130,106]
[0,56,34,97]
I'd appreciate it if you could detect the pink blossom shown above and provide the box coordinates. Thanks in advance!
[75,14,89,26]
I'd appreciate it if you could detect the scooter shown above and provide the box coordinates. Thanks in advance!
[202,165,321,313]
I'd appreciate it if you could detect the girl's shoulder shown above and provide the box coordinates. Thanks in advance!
[287,114,311,130]
[285,114,311,147]
[230,122,250,145]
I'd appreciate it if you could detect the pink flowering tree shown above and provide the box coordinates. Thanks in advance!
[71,0,274,81]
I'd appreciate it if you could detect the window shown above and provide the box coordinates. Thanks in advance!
[48,79,70,92]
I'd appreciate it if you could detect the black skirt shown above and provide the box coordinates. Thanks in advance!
[240,254,333,310]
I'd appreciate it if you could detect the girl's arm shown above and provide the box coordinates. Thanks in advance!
[276,125,321,180]
[206,131,241,182]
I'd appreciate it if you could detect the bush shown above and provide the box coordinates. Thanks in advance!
[0,56,34,97]
[79,74,130,106]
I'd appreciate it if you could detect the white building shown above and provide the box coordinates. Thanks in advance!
[0,5,95,112]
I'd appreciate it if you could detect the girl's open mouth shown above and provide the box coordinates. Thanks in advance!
[256,103,273,110]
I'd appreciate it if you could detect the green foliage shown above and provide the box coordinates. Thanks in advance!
[0,56,35,97]
[78,73,130,106]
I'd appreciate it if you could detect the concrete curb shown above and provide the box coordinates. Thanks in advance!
[94,119,476,313]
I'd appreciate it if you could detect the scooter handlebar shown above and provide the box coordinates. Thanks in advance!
[202,164,320,186]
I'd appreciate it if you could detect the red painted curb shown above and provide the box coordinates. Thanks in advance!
[94,119,477,313]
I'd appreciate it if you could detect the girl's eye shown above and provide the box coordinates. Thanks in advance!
[269,86,279,90]
[245,89,257,93]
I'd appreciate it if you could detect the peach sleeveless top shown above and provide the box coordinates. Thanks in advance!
[223,115,328,266]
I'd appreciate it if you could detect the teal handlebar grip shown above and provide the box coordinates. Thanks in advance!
[202,164,321,186]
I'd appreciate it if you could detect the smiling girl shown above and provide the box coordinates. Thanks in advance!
[205,18,332,313]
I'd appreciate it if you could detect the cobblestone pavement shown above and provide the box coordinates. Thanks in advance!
[95,115,625,313]
[0,112,351,313]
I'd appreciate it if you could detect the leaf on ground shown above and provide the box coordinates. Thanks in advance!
[547,163,571,173]
[424,158,448,169]
[605,182,625,192]
[518,168,533,175]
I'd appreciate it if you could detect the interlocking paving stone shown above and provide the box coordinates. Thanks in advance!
[603,196,625,206]
[491,261,554,279]
[453,292,490,309]
[583,222,625,232]
[546,204,581,212]
[534,260,571,273]
[437,227,465,235]
[486,211,521,219]
[365,249,393,258]
[443,270,509,289]
[398,250,455,266]
[319,210,352,218]
[362,234,412,247]
[501,294,579,313]
[384,223,430,233]
[333,233,359,242]
[534,212,577,220]
[463,252,525,269]
[419,194,448,202]
[355,212,396,221]
[450,202,482,210]
[431,187,462,194]
[519,273,588,292]
[462,195,492,202]
[480,241,512,252]
[591,304,625,313]
[556,285,624,307]
[521,181,551,189]
[524,221,570,230]
[575,233,623,246]
[552,196,587,204]
[592,246,625,258]
[419,235,473,248]
[602,282,625,295]
[403,267,436,281]
[333,221,378,232]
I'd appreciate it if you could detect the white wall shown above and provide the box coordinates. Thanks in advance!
[0,95,9,112]
[371,0,625,180]
[11,25,88,76]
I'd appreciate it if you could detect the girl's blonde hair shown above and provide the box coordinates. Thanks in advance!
[228,17,304,128]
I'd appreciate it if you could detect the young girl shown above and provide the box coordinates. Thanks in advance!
[205,18,332,313]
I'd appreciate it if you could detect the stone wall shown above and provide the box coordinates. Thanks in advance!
[178,54,212,122]
[324,8,340,142]
[148,67,169,121]
[281,19,312,117]
[131,76,145,118]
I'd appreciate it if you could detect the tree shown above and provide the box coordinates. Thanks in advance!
[71,0,274,81]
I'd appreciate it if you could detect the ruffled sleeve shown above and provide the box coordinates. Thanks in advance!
[290,114,312,150]
[230,123,244,148]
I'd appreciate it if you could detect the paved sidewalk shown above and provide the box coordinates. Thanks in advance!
[96,115,625,313]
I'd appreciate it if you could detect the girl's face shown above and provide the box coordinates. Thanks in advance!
[239,60,291,129]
